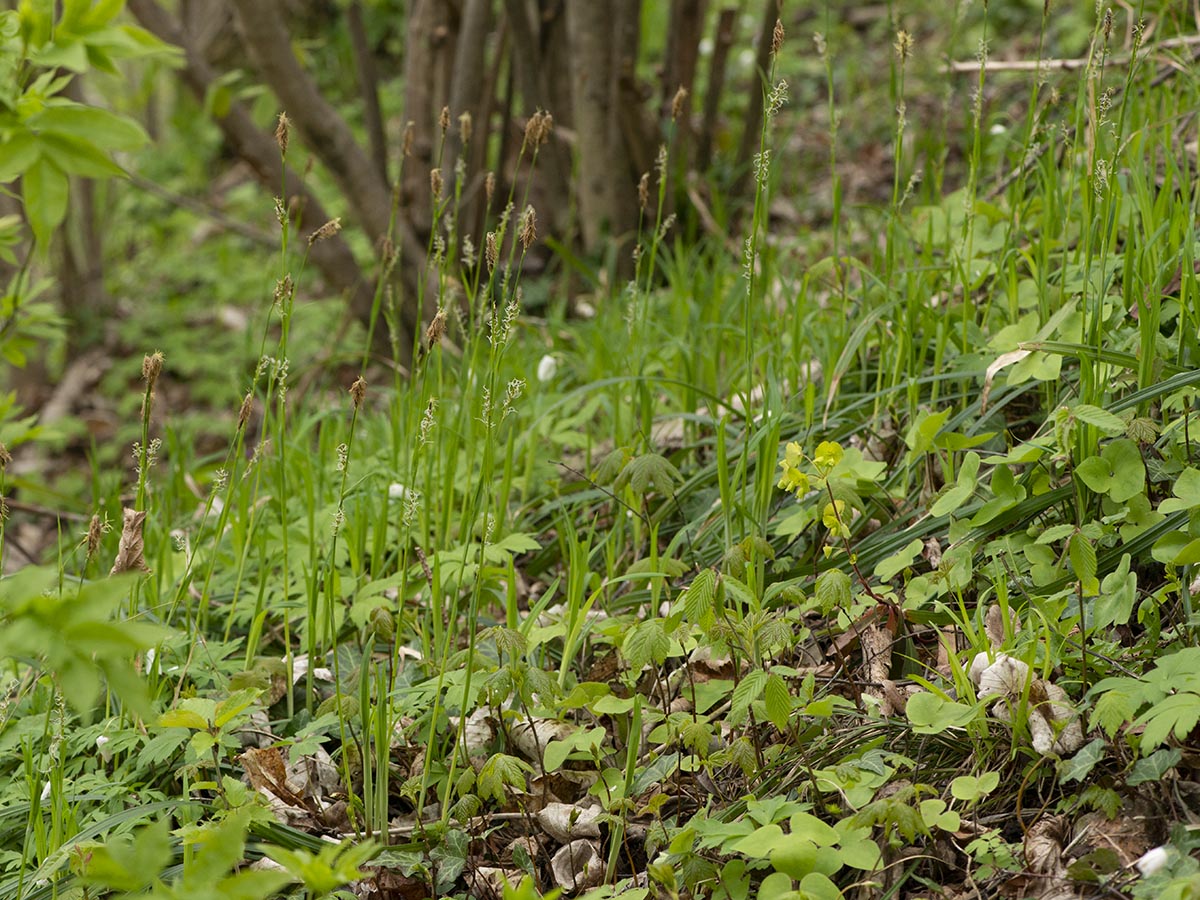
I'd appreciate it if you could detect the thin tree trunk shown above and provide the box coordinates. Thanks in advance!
[566,0,616,253]
[608,0,641,269]
[227,0,394,243]
[442,0,492,196]
[696,6,737,172]
[127,0,419,365]
[346,0,389,183]
[733,0,780,199]
[401,0,442,228]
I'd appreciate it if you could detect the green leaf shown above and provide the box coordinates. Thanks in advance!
[0,130,39,182]
[731,669,768,724]
[477,753,531,804]
[23,156,68,247]
[873,538,923,582]
[682,568,717,625]
[905,691,977,733]
[158,709,212,731]
[1135,694,1200,750]
[949,771,1000,801]
[614,452,682,496]
[1057,738,1106,784]
[1072,404,1127,436]
[30,104,148,151]
[815,569,851,614]
[1161,468,1200,513]
[763,673,792,731]
[930,452,981,517]
[1068,533,1098,594]
[1128,747,1181,785]
[622,618,670,671]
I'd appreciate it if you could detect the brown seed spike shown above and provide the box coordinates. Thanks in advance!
[402,121,415,158]
[519,206,537,251]
[430,167,444,199]
[308,218,342,247]
[485,171,496,203]
[485,231,498,272]
[458,111,472,143]
[638,172,650,210]
[425,308,447,347]
[142,351,164,385]
[439,106,451,132]
[238,393,253,429]
[275,112,290,158]
[772,19,785,55]
[671,87,688,121]
[349,376,367,409]
[0,441,11,471]
[85,513,103,561]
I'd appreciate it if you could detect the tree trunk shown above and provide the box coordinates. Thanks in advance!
[442,0,493,196]
[346,0,389,184]
[127,0,420,366]
[565,0,616,254]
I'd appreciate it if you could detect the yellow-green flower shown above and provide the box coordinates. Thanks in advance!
[777,441,810,496]
[822,500,851,539]
[813,440,843,474]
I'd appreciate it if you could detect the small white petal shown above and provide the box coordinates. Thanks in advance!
[536,354,558,383]
[1135,845,1169,876]
[40,782,52,802]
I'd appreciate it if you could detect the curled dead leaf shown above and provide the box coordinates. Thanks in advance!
[551,840,603,893]
[109,507,150,575]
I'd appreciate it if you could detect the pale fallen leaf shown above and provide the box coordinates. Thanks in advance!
[551,840,603,893]
[982,349,1031,412]
[537,802,602,842]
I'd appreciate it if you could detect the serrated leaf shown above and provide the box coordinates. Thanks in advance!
[815,568,851,614]
[1069,533,1098,594]
[763,673,791,730]
[683,568,717,624]
[622,618,670,671]
[731,668,768,723]
[1073,404,1127,436]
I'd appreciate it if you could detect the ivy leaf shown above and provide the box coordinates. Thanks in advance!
[614,452,683,497]
[1128,748,1181,785]
[1057,738,1106,784]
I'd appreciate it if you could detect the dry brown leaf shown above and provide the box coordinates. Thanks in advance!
[1024,815,1068,876]
[537,802,602,842]
[550,840,602,893]
[109,507,149,575]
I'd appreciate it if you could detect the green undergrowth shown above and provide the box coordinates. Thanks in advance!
[2,2,1200,900]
